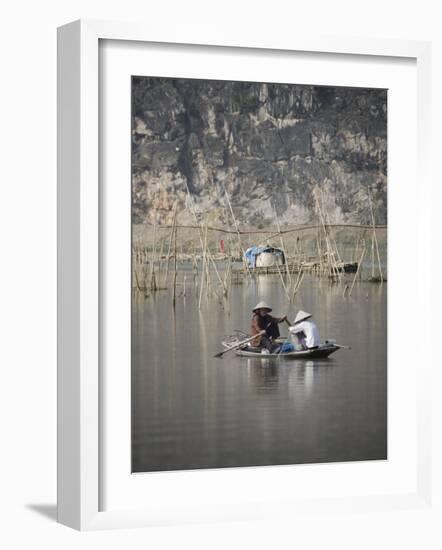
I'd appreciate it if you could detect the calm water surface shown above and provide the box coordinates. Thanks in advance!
[132,274,387,472]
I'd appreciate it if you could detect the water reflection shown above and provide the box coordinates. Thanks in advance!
[244,358,334,398]
[245,359,279,392]
[132,274,387,472]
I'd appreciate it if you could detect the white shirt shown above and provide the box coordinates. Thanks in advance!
[289,320,321,348]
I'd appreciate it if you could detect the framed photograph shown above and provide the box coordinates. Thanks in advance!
[57,20,433,530]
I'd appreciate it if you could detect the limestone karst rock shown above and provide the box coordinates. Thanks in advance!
[132,77,387,227]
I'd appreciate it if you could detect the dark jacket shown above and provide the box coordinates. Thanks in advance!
[250,313,283,346]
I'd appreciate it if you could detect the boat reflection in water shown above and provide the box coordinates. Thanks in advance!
[244,357,335,400]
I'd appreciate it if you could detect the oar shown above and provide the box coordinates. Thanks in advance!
[214,331,265,358]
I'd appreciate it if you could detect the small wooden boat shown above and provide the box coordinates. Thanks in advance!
[221,337,340,359]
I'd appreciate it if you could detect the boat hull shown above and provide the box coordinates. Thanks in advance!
[233,344,339,359]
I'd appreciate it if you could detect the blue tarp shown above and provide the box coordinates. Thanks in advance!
[280,342,295,353]
[244,246,285,268]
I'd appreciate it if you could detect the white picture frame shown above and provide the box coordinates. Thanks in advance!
[57,19,433,531]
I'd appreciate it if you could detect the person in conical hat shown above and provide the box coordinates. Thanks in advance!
[293,310,312,324]
[289,310,321,349]
[252,301,272,313]
[250,301,287,352]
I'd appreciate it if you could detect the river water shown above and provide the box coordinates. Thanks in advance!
[132,274,387,472]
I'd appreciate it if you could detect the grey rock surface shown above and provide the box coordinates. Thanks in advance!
[132,77,387,227]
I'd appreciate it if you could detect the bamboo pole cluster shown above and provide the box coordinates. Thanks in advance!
[132,183,386,306]
[313,190,345,281]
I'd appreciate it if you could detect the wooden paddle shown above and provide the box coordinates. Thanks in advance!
[214,331,265,358]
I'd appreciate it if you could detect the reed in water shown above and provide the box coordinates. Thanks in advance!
[131,220,386,308]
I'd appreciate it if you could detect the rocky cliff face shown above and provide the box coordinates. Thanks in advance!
[132,77,387,227]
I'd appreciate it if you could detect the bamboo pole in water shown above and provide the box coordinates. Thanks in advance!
[206,251,212,299]
[192,251,198,287]
[292,267,305,301]
[315,194,339,280]
[157,236,164,287]
[134,266,143,293]
[354,233,360,264]
[316,196,330,276]
[323,197,343,266]
[319,190,343,283]
[172,222,178,309]
[210,248,229,297]
[316,223,322,268]
[368,189,384,282]
[221,176,252,279]
[296,235,303,271]
[164,202,178,286]
[205,239,228,298]
[198,221,209,309]
[273,206,292,284]
[181,183,224,299]
[348,245,366,297]
[204,224,212,299]
[203,231,225,300]
[149,223,158,291]
[223,255,232,293]
[275,261,291,301]
[142,255,148,292]
[181,188,207,296]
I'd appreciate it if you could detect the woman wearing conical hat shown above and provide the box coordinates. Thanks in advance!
[289,310,321,349]
[250,301,287,353]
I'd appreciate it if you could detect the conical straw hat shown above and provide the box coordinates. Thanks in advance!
[252,301,272,312]
[294,310,312,324]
